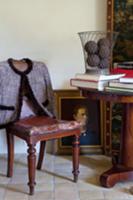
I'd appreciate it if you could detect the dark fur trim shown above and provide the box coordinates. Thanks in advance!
[23,75,50,116]
[16,75,24,120]
[15,73,50,119]
[42,99,49,107]
[7,58,33,75]
[0,105,15,110]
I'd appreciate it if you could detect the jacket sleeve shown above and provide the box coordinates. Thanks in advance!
[42,63,57,117]
[0,66,15,111]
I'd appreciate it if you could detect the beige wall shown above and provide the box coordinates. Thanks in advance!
[0,0,107,153]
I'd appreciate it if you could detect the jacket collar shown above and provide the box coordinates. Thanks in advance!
[8,58,33,75]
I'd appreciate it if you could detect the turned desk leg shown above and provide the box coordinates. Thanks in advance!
[27,144,36,195]
[72,135,80,182]
[100,103,133,187]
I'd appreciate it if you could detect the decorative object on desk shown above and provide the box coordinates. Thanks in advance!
[78,31,118,74]
[54,89,103,154]
[107,0,133,63]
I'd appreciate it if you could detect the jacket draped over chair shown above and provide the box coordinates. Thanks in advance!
[0,58,55,128]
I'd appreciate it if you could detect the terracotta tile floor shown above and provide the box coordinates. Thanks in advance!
[0,153,133,200]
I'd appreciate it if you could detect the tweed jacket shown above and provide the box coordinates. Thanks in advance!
[0,58,55,128]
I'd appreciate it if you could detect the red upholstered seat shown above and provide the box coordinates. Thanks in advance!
[12,116,80,135]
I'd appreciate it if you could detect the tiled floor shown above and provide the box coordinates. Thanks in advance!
[0,153,133,200]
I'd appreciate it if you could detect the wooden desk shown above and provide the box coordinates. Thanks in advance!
[80,88,133,187]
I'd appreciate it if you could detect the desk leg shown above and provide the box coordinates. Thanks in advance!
[100,103,133,187]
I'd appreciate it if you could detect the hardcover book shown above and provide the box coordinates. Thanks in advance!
[114,62,133,69]
[111,68,133,83]
[111,68,133,77]
[109,80,133,89]
[105,86,133,93]
[70,78,108,91]
[120,77,133,83]
[75,73,125,81]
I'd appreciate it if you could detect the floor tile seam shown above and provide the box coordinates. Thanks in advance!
[2,186,9,200]
[76,182,81,200]
[53,163,56,200]
[79,189,105,198]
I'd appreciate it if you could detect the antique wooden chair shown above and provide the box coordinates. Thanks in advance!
[6,115,81,195]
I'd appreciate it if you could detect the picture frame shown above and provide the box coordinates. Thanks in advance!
[107,0,133,63]
[54,89,104,154]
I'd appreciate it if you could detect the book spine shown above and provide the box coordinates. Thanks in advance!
[75,75,98,81]
[105,86,133,93]
[109,82,133,89]
[70,78,98,83]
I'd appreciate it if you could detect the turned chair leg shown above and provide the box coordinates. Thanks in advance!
[37,141,46,170]
[72,135,80,182]
[27,144,36,195]
[6,129,14,177]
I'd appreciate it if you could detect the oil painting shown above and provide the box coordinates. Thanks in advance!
[54,90,103,154]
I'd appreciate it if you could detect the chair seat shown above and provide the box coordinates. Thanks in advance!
[9,116,81,138]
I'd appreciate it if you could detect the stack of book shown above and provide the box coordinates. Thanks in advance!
[70,73,125,91]
[106,80,133,93]
[106,66,133,92]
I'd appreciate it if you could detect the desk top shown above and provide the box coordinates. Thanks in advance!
[79,87,133,103]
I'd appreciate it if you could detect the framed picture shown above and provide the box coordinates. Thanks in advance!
[107,0,133,63]
[54,89,104,154]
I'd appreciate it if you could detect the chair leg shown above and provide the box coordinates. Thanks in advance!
[6,129,14,177]
[37,141,46,170]
[72,135,80,182]
[27,144,36,195]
